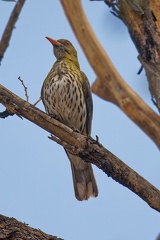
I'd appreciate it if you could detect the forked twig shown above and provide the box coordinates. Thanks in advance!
[18,76,29,101]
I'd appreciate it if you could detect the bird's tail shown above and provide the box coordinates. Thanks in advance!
[66,151,98,201]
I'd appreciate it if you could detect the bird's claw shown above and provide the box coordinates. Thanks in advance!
[71,127,80,133]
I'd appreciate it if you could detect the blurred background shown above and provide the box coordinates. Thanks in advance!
[0,1,159,240]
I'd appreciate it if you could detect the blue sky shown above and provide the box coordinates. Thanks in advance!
[0,1,159,240]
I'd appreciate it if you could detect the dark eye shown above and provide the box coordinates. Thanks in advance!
[66,41,71,46]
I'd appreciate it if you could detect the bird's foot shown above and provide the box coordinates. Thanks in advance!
[89,135,102,147]
[71,127,80,133]
[49,113,59,120]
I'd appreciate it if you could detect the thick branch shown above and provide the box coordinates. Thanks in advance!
[60,0,160,149]
[0,214,62,240]
[92,78,118,105]
[113,0,160,109]
[0,0,26,63]
[0,84,160,212]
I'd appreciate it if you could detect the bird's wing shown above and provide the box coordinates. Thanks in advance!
[81,71,93,135]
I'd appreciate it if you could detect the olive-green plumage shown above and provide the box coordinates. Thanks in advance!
[41,37,98,200]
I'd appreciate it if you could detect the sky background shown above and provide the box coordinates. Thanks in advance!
[0,1,160,240]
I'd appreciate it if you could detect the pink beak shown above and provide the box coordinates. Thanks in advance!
[45,37,61,46]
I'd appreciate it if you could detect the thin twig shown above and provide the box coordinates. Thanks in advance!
[0,0,26,63]
[18,76,29,102]
[33,97,41,106]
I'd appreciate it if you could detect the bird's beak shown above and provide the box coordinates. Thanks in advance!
[45,37,61,46]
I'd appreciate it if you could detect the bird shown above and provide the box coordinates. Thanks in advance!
[41,37,98,201]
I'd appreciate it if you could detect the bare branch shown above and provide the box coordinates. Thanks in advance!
[18,76,29,102]
[60,0,160,149]
[33,96,41,106]
[0,84,159,212]
[0,0,26,63]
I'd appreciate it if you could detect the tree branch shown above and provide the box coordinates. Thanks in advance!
[0,214,62,240]
[60,0,160,149]
[0,84,159,212]
[0,0,26,63]
[113,0,160,109]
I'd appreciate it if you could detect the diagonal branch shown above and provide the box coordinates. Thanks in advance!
[0,84,159,212]
[0,0,26,63]
[60,0,160,149]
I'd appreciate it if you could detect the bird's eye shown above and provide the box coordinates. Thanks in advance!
[66,41,71,46]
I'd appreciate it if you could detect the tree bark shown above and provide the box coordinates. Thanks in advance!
[0,214,62,240]
[92,0,160,109]
[115,0,160,109]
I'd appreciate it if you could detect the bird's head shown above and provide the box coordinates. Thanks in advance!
[46,37,78,62]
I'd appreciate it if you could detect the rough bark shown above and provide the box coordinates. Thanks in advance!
[0,214,62,240]
[115,0,160,109]
[0,84,160,212]
[92,0,160,109]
